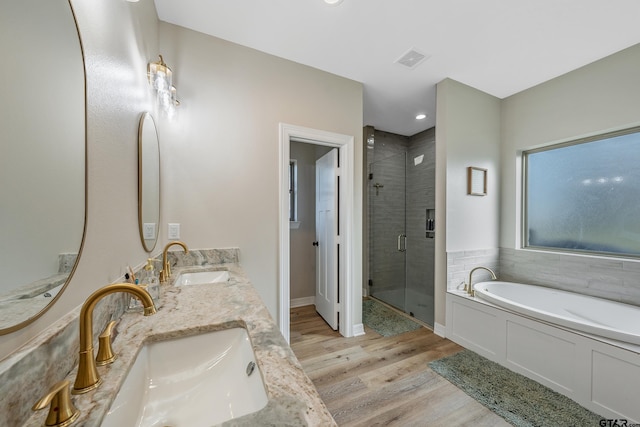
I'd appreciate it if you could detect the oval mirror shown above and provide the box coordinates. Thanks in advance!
[139,113,161,253]
[0,0,86,333]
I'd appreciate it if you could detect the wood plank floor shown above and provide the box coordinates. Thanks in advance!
[290,305,511,427]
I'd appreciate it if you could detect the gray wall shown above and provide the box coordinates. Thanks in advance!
[435,78,502,327]
[0,0,364,361]
[439,44,640,313]
[0,0,161,360]
[499,43,640,306]
[158,22,364,321]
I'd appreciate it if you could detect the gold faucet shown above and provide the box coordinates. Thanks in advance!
[160,240,189,283]
[96,320,118,366]
[33,380,80,427]
[465,266,497,297]
[72,283,156,394]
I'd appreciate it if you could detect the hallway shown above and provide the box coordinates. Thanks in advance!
[290,305,510,426]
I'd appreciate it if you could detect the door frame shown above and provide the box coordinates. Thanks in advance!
[279,123,359,342]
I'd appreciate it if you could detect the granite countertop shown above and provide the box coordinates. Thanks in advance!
[25,264,337,426]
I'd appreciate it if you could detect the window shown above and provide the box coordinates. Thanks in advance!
[289,160,297,222]
[523,127,640,257]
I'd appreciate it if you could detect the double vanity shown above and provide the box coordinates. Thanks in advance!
[11,251,335,426]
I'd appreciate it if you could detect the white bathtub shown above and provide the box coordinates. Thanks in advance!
[473,281,640,346]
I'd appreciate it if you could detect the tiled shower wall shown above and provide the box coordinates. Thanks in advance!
[367,127,436,324]
[406,129,436,300]
[368,130,408,295]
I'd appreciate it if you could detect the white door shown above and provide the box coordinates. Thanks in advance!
[315,149,339,330]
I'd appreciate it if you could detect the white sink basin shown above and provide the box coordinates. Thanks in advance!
[175,270,230,286]
[102,328,268,427]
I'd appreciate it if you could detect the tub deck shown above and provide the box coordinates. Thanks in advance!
[473,281,640,345]
[446,288,640,422]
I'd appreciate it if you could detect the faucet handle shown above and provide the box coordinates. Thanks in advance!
[32,380,80,427]
[96,320,118,366]
[160,263,172,282]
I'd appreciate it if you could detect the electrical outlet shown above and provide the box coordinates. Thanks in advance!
[143,223,156,239]
[168,223,180,239]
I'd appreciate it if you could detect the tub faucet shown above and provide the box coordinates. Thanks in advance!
[160,240,189,283]
[465,266,497,297]
[73,283,156,394]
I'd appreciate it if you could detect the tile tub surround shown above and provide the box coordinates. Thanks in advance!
[499,247,640,306]
[447,247,640,306]
[446,248,500,291]
[21,263,335,426]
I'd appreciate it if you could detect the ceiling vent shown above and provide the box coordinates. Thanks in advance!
[395,48,429,69]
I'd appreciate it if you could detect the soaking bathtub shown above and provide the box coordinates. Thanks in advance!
[473,281,640,346]
[445,283,640,422]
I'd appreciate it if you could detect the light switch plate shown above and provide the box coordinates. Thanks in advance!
[168,223,180,239]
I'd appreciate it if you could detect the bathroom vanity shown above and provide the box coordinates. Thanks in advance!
[11,257,335,426]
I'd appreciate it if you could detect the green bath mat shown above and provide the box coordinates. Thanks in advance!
[362,299,422,337]
[429,350,603,426]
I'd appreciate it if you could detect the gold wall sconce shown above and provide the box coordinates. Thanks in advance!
[148,55,179,112]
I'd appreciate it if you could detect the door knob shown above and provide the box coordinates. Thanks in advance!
[312,241,319,246]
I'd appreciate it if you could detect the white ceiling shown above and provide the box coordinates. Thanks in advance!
[154,0,640,136]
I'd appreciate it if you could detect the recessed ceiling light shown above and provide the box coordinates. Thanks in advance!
[324,0,344,5]
[416,114,427,120]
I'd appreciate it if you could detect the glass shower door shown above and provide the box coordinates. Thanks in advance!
[369,153,406,310]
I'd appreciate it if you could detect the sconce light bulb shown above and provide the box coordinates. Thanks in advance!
[154,77,168,91]
[158,88,171,109]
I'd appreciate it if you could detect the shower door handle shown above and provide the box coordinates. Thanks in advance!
[397,234,407,252]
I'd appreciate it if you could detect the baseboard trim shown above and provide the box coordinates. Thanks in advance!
[290,296,315,308]
[352,323,365,336]
[434,322,446,338]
